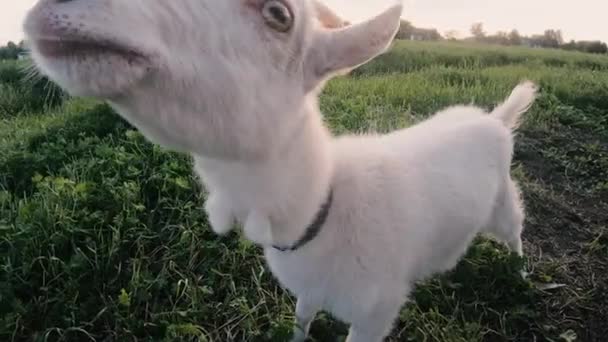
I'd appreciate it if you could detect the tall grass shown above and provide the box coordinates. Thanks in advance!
[354,40,608,75]
[0,60,65,117]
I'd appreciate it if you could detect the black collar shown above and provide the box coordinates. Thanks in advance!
[273,188,334,252]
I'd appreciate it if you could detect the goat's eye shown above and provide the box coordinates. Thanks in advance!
[262,0,293,32]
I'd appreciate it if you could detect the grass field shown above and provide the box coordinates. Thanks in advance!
[1,40,607,341]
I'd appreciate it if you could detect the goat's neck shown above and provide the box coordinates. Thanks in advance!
[193,98,334,247]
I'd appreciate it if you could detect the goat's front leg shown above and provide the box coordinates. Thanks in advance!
[290,297,320,342]
[346,320,397,342]
[204,192,234,235]
[243,209,274,246]
[345,298,403,342]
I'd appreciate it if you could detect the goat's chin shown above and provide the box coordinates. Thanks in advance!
[31,50,152,99]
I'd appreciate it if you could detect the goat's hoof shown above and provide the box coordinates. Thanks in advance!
[290,332,307,342]
[290,324,309,342]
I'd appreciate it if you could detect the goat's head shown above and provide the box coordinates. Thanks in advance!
[24,0,402,158]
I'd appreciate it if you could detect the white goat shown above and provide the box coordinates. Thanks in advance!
[24,0,536,340]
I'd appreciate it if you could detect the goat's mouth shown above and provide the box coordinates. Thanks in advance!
[35,39,147,63]
[29,37,154,98]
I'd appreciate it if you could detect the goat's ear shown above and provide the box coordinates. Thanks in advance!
[313,0,347,29]
[303,4,402,91]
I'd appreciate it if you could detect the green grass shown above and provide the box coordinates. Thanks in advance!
[1,40,607,341]
[0,60,66,118]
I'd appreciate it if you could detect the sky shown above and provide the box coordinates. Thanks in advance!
[1,0,607,45]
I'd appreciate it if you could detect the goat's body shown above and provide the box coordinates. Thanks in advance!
[265,106,524,339]
[190,84,533,341]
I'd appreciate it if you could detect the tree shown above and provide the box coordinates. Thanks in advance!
[421,28,442,41]
[444,30,460,41]
[561,40,577,51]
[584,41,608,54]
[470,22,485,40]
[0,41,22,60]
[576,41,608,54]
[542,29,563,48]
[508,30,522,46]
[395,20,415,40]
[0,40,27,60]
[491,31,510,45]
[395,21,443,41]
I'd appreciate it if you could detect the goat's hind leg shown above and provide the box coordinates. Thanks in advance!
[486,179,527,277]
[489,179,525,256]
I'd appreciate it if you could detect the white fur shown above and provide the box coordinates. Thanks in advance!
[24,1,536,340]
[313,1,350,28]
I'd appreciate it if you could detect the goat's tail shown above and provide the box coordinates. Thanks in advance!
[490,81,538,130]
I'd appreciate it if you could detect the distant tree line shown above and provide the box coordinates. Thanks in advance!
[467,23,607,54]
[560,40,608,54]
[395,20,442,42]
[394,20,607,55]
[0,41,26,60]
